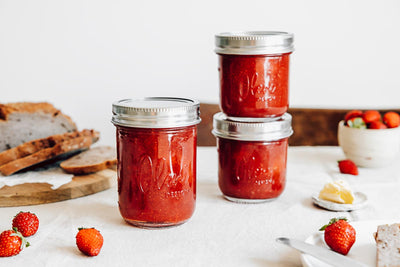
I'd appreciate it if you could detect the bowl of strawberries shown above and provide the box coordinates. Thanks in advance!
[338,110,400,167]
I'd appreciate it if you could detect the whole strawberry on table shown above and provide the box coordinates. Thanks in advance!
[319,217,356,255]
[12,211,40,237]
[76,227,104,256]
[0,211,39,257]
[338,159,358,175]
[0,228,29,257]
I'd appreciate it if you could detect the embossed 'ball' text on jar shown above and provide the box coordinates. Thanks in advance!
[215,31,294,119]
[112,98,201,228]
[212,113,293,203]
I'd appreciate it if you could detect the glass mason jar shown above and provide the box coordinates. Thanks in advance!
[212,113,293,203]
[112,97,201,228]
[215,31,294,119]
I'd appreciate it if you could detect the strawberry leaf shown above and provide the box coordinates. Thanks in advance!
[319,217,348,231]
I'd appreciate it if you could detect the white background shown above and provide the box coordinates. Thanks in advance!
[1,0,400,145]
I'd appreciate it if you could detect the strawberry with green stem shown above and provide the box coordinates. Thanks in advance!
[76,227,103,256]
[12,211,39,237]
[320,217,356,255]
[0,228,29,257]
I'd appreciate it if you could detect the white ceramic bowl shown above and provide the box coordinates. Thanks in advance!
[338,120,400,167]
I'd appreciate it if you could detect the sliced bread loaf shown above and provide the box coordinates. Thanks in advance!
[0,129,99,166]
[0,102,77,152]
[60,146,117,175]
[375,223,400,267]
[0,133,99,176]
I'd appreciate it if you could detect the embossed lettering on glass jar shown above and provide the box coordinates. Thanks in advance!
[112,98,201,228]
[215,31,294,119]
[212,113,293,203]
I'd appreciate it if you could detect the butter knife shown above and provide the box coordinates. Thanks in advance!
[276,237,367,267]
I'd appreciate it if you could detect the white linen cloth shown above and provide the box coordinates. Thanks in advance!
[1,146,400,267]
[0,166,73,189]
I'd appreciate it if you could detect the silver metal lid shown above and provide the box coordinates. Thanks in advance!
[215,31,294,55]
[112,97,201,128]
[212,112,293,141]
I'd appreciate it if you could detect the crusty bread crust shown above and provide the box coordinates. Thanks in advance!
[0,135,97,176]
[375,223,400,267]
[0,129,99,166]
[0,102,73,122]
[0,102,77,152]
[60,146,117,175]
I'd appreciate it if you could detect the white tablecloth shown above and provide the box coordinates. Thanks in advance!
[1,146,400,267]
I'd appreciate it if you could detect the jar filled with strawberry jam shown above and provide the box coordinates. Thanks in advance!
[212,113,293,203]
[112,98,201,228]
[215,31,294,119]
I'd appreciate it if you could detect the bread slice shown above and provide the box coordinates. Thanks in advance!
[0,129,98,166]
[375,223,400,267]
[60,146,117,175]
[0,133,99,176]
[0,102,77,152]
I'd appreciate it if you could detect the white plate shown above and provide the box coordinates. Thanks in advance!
[301,220,397,267]
[312,192,368,211]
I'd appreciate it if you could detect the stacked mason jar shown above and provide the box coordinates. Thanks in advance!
[212,31,295,203]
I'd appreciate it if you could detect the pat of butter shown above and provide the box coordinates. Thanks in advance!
[318,180,355,204]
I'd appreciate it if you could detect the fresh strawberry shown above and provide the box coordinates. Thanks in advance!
[12,211,39,237]
[338,159,358,175]
[0,228,29,257]
[362,110,381,124]
[319,217,356,255]
[368,120,388,129]
[344,110,363,124]
[76,227,103,256]
[383,111,400,128]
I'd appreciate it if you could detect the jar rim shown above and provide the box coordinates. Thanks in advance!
[215,31,294,55]
[212,112,293,141]
[112,97,201,128]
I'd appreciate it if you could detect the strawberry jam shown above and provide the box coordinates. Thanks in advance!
[112,98,201,227]
[215,31,294,119]
[217,138,288,201]
[213,113,292,203]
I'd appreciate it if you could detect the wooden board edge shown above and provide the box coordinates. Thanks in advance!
[0,168,117,207]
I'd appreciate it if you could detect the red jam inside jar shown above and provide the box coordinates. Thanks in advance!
[215,31,294,119]
[212,113,293,203]
[112,98,201,227]
[218,54,291,118]
[217,138,288,201]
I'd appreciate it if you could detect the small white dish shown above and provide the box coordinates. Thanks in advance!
[312,192,368,211]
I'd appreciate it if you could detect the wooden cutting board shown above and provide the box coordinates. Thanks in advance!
[0,168,117,207]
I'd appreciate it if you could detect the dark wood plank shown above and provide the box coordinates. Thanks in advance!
[197,103,400,146]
